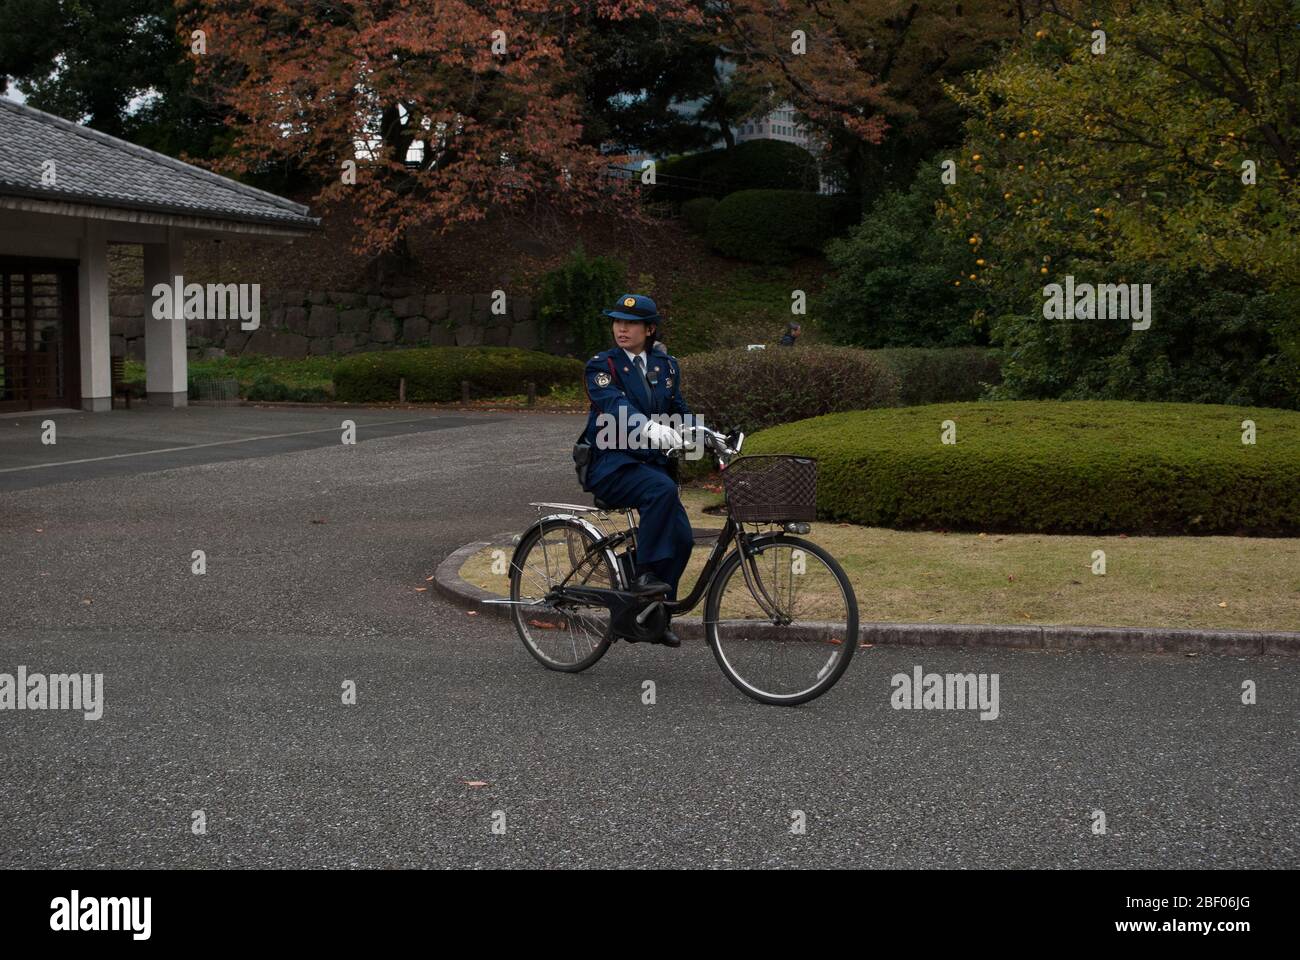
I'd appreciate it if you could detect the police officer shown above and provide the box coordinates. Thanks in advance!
[579,294,694,647]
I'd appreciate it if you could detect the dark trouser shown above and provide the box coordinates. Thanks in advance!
[590,462,694,601]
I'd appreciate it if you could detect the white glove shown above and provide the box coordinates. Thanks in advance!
[642,419,683,451]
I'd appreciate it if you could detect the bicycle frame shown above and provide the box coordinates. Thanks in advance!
[551,512,788,622]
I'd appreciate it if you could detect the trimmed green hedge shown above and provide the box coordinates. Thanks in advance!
[707,190,856,264]
[656,140,820,203]
[872,347,1001,405]
[333,347,583,403]
[744,401,1300,534]
[680,345,900,434]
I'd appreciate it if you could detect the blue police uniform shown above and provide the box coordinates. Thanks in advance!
[579,303,694,601]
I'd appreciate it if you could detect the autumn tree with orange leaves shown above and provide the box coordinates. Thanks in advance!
[189,0,891,255]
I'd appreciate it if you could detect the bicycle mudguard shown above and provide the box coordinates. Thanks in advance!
[509,514,628,591]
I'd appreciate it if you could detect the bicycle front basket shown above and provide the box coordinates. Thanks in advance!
[722,455,817,524]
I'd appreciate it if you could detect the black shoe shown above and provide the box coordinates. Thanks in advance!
[629,572,670,596]
[658,628,682,648]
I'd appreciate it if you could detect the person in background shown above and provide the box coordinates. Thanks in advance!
[778,321,802,346]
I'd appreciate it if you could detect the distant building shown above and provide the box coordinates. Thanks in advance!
[734,104,815,152]
[734,103,844,195]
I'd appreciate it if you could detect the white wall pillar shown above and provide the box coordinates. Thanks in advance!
[77,221,111,412]
[142,229,187,407]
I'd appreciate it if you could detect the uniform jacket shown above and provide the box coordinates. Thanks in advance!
[580,345,692,491]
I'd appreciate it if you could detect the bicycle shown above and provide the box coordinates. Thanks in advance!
[492,426,860,706]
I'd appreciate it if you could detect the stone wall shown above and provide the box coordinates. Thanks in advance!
[109,290,559,360]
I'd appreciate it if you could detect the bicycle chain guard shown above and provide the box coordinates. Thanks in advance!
[561,585,669,643]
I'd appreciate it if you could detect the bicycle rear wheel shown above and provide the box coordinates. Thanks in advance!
[510,518,618,673]
[704,535,858,705]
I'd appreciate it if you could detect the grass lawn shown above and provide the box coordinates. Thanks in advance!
[125,355,338,393]
[669,262,830,354]
[123,355,589,407]
[459,489,1300,631]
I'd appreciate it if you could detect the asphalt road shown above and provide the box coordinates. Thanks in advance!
[0,406,1296,868]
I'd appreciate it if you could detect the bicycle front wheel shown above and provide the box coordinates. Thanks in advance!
[705,535,858,705]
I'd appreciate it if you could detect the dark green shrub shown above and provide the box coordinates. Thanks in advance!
[656,140,820,204]
[535,244,626,358]
[239,374,331,403]
[679,345,900,434]
[333,347,583,403]
[822,161,993,348]
[717,139,820,193]
[706,190,856,264]
[682,197,717,235]
[745,401,1300,534]
[989,265,1300,411]
[872,347,1001,405]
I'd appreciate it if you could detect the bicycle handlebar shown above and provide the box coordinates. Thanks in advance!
[675,424,742,461]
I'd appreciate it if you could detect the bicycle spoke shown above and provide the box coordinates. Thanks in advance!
[709,541,855,702]
[511,522,616,671]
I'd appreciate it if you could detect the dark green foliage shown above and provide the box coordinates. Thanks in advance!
[333,347,583,403]
[822,163,992,347]
[872,347,1001,405]
[0,0,228,159]
[706,190,856,264]
[535,245,627,359]
[682,197,717,235]
[656,140,821,204]
[990,265,1300,411]
[679,345,900,434]
[242,375,331,403]
[745,401,1300,534]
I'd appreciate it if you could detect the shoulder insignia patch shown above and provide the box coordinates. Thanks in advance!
[594,371,612,388]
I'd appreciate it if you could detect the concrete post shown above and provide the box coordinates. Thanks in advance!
[76,221,111,412]
[142,229,187,407]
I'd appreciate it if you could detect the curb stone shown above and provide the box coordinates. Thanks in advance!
[433,537,1300,656]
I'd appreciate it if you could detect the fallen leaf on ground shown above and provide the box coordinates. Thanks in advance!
[425,575,434,581]
[464,780,488,788]
[529,619,560,629]
[1217,601,1228,608]
[466,610,478,616]
[415,587,427,592]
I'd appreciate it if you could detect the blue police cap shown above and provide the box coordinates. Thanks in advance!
[602,293,660,324]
